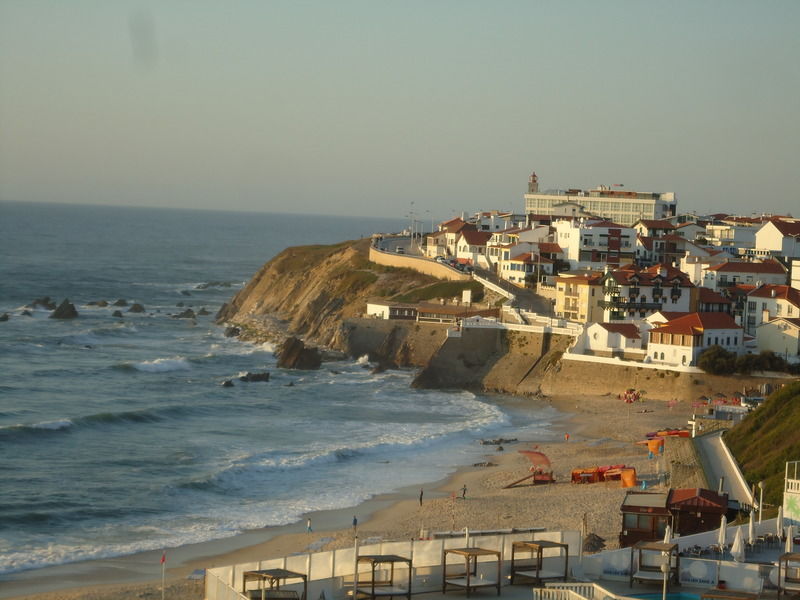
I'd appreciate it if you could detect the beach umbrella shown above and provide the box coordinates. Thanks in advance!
[519,450,551,469]
[777,507,784,537]
[748,512,756,545]
[787,525,794,553]
[718,515,728,550]
[731,527,745,562]
[663,524,672,544]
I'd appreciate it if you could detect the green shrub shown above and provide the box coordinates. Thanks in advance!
[697,345,736,375]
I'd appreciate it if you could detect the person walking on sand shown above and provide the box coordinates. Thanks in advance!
[564,432,570,442]
[460,484,467,499]
[306,518,313,533]
[352,515,358,535]
[419,488,423,506]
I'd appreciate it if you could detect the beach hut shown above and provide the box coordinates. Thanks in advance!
[242,568,308,600]
[442,547,502,597]
[619,491,671,547]
[353,555,412,600]
[668,488,728,537]
[629,541,680,590]
[509,540,569,586]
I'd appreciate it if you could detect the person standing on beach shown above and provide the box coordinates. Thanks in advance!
[306,518,313,533]
[419,488,423,506]
[564,432,570,442]
[352,515,358,536]
[461,484,467,499]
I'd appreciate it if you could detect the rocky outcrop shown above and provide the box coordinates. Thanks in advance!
[112,310,124,318]
[276,337,322,370]
[173,308,196,319]
[113,299,128,306]
[215,239,436,349]
[50,299,78,319]
[0,313,9,322]
[128,303,146,313]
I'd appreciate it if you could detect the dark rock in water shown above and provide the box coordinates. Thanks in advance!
[128,303,146,313]
[276,337,322,370]
[239,371,270,382]
[31,297,57,310]
[197,307,210,316]
[285,381,295,387]
[50,299,78,319]
[176,302,184,307]
[173,308,196,319]
[21,310,33,317]
[113,299,128,307]
[180,290,192,296]
[0,313,9,322]
[224,326,241,338]
[497,446,504,452]
[221,379,235,388]
[112,310,124,318]
[479,438,517,446]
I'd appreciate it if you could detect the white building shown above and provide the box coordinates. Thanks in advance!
[599,264,695,322]
[704,223,757,253]
[553,218,636,270]
[744,284,800,333]
[524,172,677,227]
[580,322,645,359]
[755,317,800,363]
[701,259,788,292]
[647,312,744,367]
[753,219,800,259]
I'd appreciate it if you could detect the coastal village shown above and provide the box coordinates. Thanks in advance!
[195,174,800,600]
[366,172,800,372]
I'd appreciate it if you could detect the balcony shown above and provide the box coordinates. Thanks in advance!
[600,299,662,311]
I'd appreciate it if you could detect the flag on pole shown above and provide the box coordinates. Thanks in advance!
[161,551,166,564]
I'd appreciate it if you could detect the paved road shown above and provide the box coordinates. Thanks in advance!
[694,430,754,508]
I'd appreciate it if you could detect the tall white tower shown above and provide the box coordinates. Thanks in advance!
[528,171,539,193]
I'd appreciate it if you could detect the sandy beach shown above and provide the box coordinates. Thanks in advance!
[3,392,695,600]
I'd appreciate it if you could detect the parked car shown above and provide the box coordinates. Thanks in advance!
[434,256,446,263]
[395,246,405,254]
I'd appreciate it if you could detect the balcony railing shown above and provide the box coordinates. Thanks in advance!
[600,300,662,311]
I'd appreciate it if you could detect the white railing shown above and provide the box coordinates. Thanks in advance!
[533,588,590,600]
[472,273,516,302]
[207,531,580,600]
[561,352,703,373]
[542,581,628,600]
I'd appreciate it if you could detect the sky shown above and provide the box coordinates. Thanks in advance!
[1,1,799,220]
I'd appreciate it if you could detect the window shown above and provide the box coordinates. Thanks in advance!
[747,301,756,310]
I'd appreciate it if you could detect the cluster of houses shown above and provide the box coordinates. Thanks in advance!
[412,174,800,367]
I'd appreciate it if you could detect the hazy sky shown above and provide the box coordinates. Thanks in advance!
[1,1,798,219]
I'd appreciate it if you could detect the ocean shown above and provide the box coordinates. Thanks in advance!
[0,201,560,577]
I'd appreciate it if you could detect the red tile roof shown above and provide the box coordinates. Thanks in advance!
[767,219,800,237]
[761,317,800,329]
[747,284,800,308]
[606,264,693,287]
[536,242,564,254]
[669,488,728,510]
[586,219,627,229]
[705,259,786,274]
[650,312,741,336]
[458,230,492,245]
[510,252,553,264]
[636,219,675,230]
[697,287,733,304]
[597,322,641,339]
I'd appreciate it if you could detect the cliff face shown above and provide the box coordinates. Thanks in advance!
[216,239,439,349]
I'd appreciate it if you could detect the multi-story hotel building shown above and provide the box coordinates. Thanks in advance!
[524,172,677,227]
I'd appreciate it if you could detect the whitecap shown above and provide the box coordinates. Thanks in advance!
[356,354,370,365]
[133,357,191,373]
[32,419,74,430]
